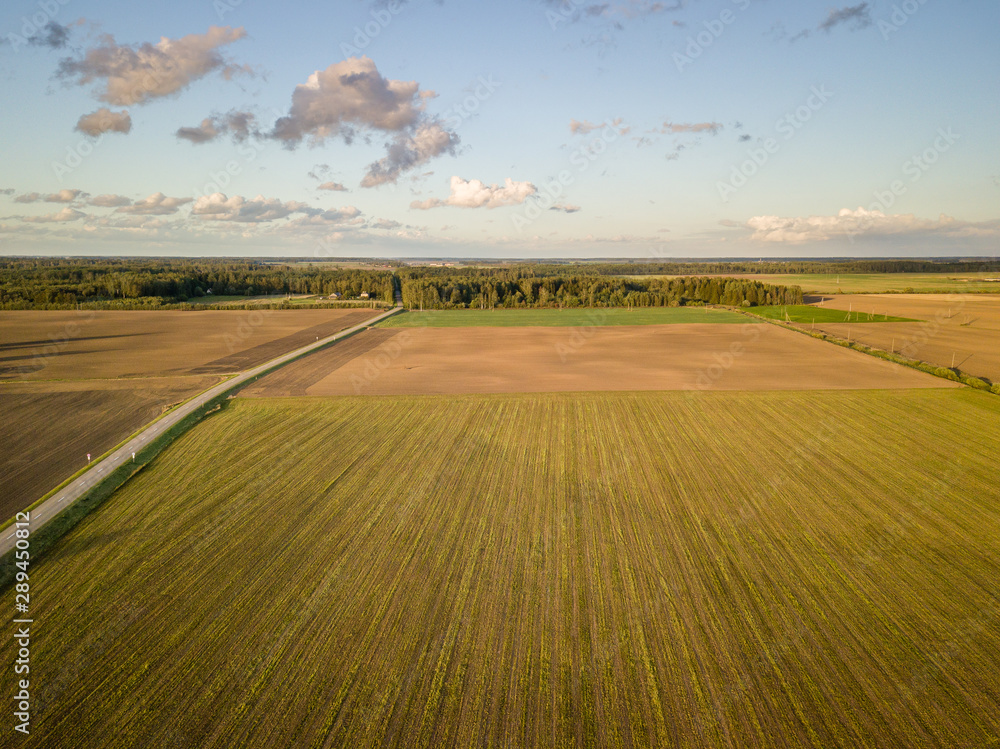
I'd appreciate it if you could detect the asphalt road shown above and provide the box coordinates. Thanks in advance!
[1,303,402,555]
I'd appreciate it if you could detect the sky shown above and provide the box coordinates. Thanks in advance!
[0,0,998,259]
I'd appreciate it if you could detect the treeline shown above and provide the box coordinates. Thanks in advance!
[401,259,1000,278]
[0,259,395,309]
[401,275,802,309]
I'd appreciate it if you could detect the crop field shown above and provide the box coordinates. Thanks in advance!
[622,273,1000,294]
[747,305,916,324]
[378,308,748,328]
[0,377,219,518]
[4,390,999,748]
[794,295,1000,381]
[242,324,957,396]
[0,308,377,518]
[0,308,378,381]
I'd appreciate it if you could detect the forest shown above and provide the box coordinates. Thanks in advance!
[400,273,802,309]
[0,258,395,309]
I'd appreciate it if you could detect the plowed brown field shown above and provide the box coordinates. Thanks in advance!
[242,324,958,396]
[800,294,1000,381]
[0,308,379,516]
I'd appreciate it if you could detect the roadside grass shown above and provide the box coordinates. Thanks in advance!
[378,307,752,328]
[747,305,917,324]
[0,396,228,590]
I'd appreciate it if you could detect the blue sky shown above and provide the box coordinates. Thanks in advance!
[0,0,997,258]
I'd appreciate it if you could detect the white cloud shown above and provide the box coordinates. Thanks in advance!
[370,218,402,230]
[317,181,348,192]
[88,194,133,207]
[57,26,250,108]
[14,189,85,203]
[115,193,192,216]
[411,176,537,210]
[744,208,1000,243]
[662,121,722,135]
[46,189,84,203]
[21,207,87,223]
[270,56,424,146]
[818,3,872,33]
[361,121,458,187]
[175,111,258,144]
[570,117,627,135]
[76,108,132,136]
[191,193,316,223]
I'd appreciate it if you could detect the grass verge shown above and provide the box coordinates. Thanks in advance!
[378,307,751,328]
[746,305,917,323]
[0,396,229,591]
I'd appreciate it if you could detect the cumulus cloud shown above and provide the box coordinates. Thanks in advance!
[175,110,259,144]
[317,182,348,192]
[550,203,581,213]
[744,208,1000,243]
[191,193,317,223]
[818,3,872,33]
[21,208,87,223]
[46,189,84,203]
[76,108,132,136]
[57,26,249,108]
[270,56,425,147]
[662,121,722,135]
[14,190,85,203]
[88,194,133,207]
[361,121,458,187]
[411,176,537,210]
[369,218,402,230]
[115,193,191,215]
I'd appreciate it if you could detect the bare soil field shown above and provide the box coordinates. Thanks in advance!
[243,324,958,397]
[0,376,220,517]
[0,308,378,381]
[0,308,378,517]
[802,294,1000,381]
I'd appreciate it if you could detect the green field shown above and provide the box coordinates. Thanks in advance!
[747,305,918,323]
[620,273,1000,294]
[378,307,750,327]
[6,390,999,748]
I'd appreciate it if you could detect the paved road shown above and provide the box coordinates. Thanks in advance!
[2,303,402,555]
